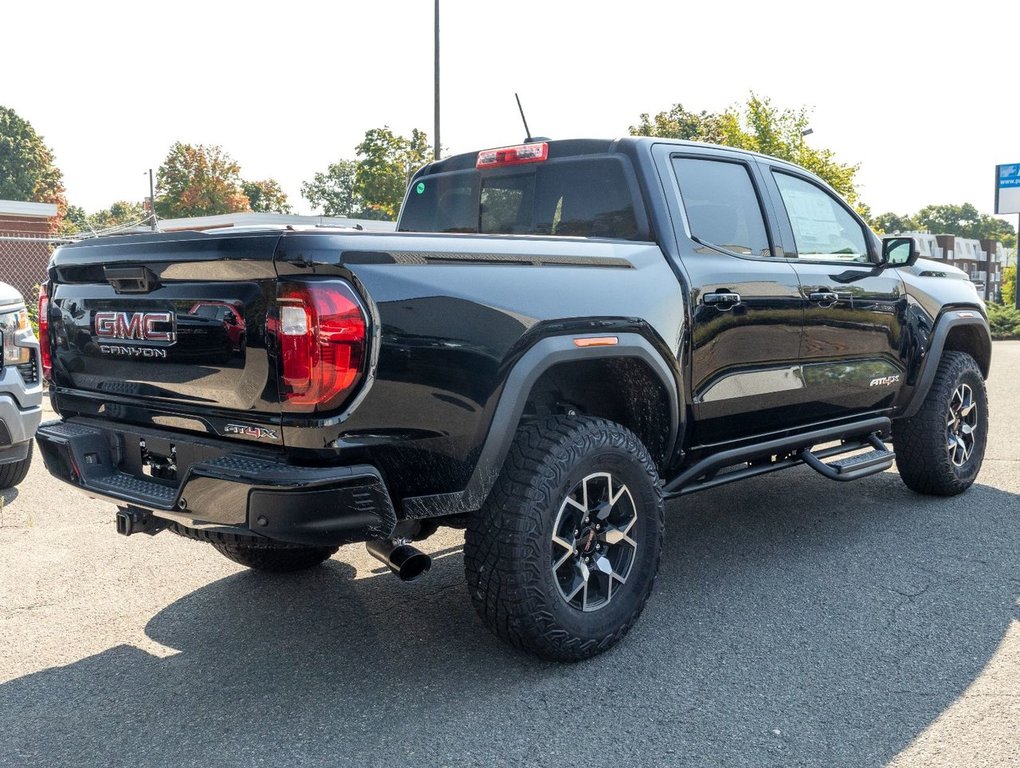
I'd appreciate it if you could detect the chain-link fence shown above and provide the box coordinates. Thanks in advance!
[0,234,74,302]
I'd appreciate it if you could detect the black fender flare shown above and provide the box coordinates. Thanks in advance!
[463,332,680,508]
[901,310,991,419]
[400,332,681,518]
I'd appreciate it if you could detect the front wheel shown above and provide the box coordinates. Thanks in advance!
[464,416,664,661]
[894,351,988,496]
[0,449,32,490]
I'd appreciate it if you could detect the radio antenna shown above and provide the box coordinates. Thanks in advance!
[515,93,533,142]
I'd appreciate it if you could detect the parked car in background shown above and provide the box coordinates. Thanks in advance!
[0,281,42,488]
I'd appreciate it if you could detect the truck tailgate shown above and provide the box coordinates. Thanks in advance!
[47,230,283,441]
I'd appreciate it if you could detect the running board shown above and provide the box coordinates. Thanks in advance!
[800,433,894,481]
[663,417,892,498]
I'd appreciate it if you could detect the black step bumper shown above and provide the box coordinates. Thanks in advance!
[35,419,397,546]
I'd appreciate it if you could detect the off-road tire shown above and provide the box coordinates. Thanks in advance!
[0,449,32,490]
[464,416,664,661]
[211,541,339,573]
[894,351,988,496]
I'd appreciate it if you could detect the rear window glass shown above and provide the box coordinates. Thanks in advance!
[398,156,643,240]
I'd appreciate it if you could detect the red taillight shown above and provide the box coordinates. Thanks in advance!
[38,284,51,381]
[476,142,548,169]
[276,281,367,412]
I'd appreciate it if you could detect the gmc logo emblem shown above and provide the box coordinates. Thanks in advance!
[95,311,176,344]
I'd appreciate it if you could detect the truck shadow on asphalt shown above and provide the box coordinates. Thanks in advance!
[3,470,1018,767]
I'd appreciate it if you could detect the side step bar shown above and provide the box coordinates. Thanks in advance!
[800,433,894,481]
[663,417,893,498]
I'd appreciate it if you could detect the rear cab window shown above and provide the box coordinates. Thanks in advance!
[398,148,647,241]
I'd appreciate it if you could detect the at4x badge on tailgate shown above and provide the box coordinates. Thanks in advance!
[224,423,280,441]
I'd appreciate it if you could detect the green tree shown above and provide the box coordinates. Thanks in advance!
[59,200,147,236]
[870,212,919,235]
[242,179,292,214]
[301,159,364,217]
[354,127,431,219]
[630,104,742,145]
[915,204,1016,248]
[155,142,249,218]
[0,105,67,230]
[630,94,865,213]
[1002,264,1016,307]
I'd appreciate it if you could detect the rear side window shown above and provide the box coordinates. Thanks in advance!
[399,173,480,234]
[672,157,772,258]
[399,156,643,240]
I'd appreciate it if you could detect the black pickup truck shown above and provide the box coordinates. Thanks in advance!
[36,137,991,660]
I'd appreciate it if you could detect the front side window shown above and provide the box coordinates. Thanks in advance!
[772,172,869,263]
[672,157,772,258]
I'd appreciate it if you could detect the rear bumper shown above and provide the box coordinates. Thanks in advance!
[35,419,397,546]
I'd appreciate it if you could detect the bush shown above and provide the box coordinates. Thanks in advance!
[988,302,1020,340]
[26,284,40,337]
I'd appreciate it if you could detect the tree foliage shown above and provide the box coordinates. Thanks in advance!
[62,200,146,234]
[354,127,431,219]
[0,105,67,230]
[300,160,364,217]
[868,204,1016,249]
[1002,264,1016,308]
[631,94,865,214]
[155,142,249,218]
[242,179,292,214]
[302,127,431,220]
[914,204,1016,249]
[870,212,919,235]
[987,301,1020,339]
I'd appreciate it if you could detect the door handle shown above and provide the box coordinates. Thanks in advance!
[809,291,839,305]
[703,291,742,310]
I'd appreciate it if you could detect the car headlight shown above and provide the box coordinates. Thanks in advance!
[0,308,34,366]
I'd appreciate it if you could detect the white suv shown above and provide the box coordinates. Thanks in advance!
[0,282,42,488]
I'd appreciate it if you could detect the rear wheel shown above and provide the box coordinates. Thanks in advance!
[464,416,664,661]
[0,449,32,490]
[211,541,339,572]
[894,351,988,496]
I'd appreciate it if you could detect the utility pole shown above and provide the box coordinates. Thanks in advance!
[147,169,157,232]
[434,0,440,161]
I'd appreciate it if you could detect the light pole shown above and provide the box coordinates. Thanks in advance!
[145,169,157,231]
[434,0,440,161]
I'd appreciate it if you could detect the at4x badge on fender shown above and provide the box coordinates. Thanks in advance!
[869,375,900,387]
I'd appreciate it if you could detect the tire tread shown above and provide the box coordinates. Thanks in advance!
[464,416,664,661]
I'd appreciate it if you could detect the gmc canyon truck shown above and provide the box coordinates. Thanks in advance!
[36,138,991,660]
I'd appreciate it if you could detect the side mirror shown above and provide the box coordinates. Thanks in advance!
[881,236,919,267]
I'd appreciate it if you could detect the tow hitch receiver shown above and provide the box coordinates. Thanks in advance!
[115,507,168,536]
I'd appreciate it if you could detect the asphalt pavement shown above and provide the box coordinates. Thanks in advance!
[1,343,1018,768]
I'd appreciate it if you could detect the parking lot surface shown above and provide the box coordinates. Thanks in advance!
[1,342,1018,768]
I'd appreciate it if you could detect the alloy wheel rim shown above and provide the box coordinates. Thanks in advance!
[551,471,638,612]
[946,383,978,467]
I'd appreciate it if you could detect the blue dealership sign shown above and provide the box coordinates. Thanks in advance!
[996,163,1020,214]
